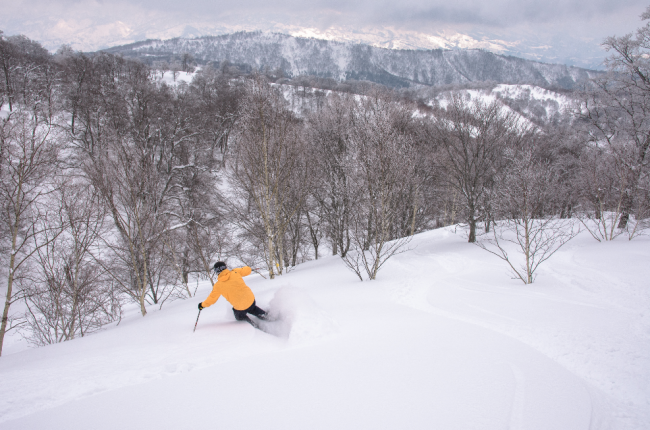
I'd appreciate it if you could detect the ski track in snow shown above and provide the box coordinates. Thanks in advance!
[381,228,650,429]
[0,226,648,429]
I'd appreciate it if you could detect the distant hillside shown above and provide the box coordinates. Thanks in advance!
[102,32,600,90]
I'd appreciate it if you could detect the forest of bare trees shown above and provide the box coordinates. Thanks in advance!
[1,9,649,353]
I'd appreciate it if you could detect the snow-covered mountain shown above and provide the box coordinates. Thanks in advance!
[0,8,609,70]
[104,32,600,90]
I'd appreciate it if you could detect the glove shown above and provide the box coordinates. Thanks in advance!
[198,302,204,311]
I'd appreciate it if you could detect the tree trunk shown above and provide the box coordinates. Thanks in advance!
[410,200,418,236]
[617,191,633,229]
[468,218,477,243]
[525,219,532,284]
[0,217,20,356]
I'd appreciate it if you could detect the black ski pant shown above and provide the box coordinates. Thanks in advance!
[233,301,268,327]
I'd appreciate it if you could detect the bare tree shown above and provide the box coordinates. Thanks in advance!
[151,67,243,290]
[307,92,357,257]
[0,33,50,113]
[342,91,417,280]
[477,136,578,284]
[279,165,312,270]
[428,94,520,242]
[0,104,61,355]
[303,195,325,260]
[23,183,120,345]
[62,53,201,315]
[575,7,650,233]
[189,66,241,158]
[170,62,182,82]
[228,76,310,278]
[180,53,195,73]
[575,143,626,241]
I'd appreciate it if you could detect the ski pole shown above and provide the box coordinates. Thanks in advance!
[193,309,202,332]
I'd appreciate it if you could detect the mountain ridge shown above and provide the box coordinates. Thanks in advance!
[102,31,600,90]
[0,11,608,70]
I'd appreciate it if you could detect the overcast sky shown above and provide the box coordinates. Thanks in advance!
[1,0,648,66]
[4,0,643,29]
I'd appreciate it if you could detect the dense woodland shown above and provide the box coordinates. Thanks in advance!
[1,12,649,355]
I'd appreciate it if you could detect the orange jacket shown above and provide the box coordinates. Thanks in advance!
[201,266,255,310]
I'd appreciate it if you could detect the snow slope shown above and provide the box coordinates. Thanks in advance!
[0,227,648,429]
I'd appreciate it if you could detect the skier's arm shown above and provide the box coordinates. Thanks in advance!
[234,266,252,277]
[201,284,222,308]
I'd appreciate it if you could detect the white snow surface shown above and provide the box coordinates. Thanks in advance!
[0,227,648,429]
[492,84,573,108]
[156,70,197,86]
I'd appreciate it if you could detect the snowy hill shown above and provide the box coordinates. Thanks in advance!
[428,84,575,125]
[103,32,600,90]
[1,226,648,429]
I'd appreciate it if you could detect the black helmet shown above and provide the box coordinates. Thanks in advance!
[213,261,227,275]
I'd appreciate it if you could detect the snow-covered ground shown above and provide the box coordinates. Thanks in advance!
[492,84,573,109]
[156,70,196,86]
[432,84,572,121]
[0,227,648,429]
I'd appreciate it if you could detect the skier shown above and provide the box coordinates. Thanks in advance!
[198,261,268,328]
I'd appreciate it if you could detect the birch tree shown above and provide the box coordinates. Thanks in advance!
[0,105,61,355]
[477,136,578,284]
[24,184,120,345]
[229,77,310,278]
[307,93,357,257]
